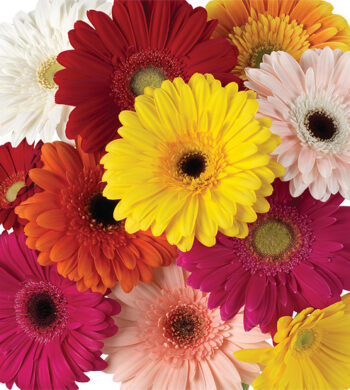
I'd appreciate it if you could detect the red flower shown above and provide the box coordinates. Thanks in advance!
[0,140,42,233]
[55,0,241,152]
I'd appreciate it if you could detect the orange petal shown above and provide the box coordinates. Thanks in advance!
[36,210,67,231]
[50,235,78,262]
[40,143,67,179]
[55,142,83,174]
[57,257,77,278]
[118,246,137,270]
[133,239,163,267]
[30,168,66,193]
[36,230,64,252]
[137,261,154,284]
[37,251,55,266]
[23,221,47,238]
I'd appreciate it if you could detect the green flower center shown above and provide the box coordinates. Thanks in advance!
[250,46,279,68]
[295,329,315,351]
[130,67,167,96]
[5,181,25,202]
[252,219,294,258]
[38,56,64,89]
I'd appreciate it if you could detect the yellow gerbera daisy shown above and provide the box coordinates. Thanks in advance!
[207,0,350,80]
[101,74,284,252]
[234,294,350,390]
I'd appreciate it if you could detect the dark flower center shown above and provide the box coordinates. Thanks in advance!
[15,281,69,342]
[163,306,203,347]
[252,218,295,258]
[178,152,207,178]
[89,193,119,227]
[27,292,57,328]
[305,110,338,141]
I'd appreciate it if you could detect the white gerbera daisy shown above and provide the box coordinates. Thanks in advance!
[0,0,111,146]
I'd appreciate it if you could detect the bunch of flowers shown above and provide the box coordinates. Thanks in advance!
[0,0,350,389]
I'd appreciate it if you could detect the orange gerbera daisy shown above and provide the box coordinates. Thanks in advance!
[15,141,176,294]
[207,0,350,79]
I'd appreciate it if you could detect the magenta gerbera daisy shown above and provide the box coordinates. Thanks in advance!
[55,0,241,152]
[178,180,350,333]
[0,231,120,390]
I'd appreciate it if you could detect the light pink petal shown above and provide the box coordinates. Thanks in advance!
[309,176,328,200]
[206,353,242,390]
[283,162,299,181]
[315,47,335,89]
[333,51,350,95]
[289,174,309,197]
[305,67,316,93]
[277,150,298,168]
[298,147,316,174]
[317,157,333,178]
[300,49,321,72]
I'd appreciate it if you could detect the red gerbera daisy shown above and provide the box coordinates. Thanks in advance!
[0,140,42,233]
[55,0,241,152]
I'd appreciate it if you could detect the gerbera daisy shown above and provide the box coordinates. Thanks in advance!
[55,0,242,152]
[177,179,350,333]
[0,0,111,146]
[206,0,350,80]
[0,231,120,390]
[0,140,42,233]
[246,48,350,200]
[234,295,350,390]
[104,263,270,390]
[101,74,284,252]
[15,140,176,294]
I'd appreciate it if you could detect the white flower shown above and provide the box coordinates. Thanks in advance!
[0,0,111,146]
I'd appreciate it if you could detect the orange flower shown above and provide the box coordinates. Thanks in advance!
[207,0,350,79]
[15,141,176,294]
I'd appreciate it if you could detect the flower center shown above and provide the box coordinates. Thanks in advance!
[290,90,349,154]
[232,204,315,276]
[130,67,167,97]
[252,219,294,258]
[26,292,57,328]
[15,281,68,342]
[88,193,119,228]
[112,49,187,111]
[294,329,315,351]
[5,181,25,202]
[162,305,203,348]
[177,152,207,178]
[37,56,64,90]
[305,110,337,141]
[250,46,279,68]
[229,14,310,79]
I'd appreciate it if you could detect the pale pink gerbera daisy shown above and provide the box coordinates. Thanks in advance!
[104,263,269,390]
[246,47,350,201]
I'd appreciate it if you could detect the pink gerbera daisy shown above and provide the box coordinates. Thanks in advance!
[104,263,270,390]
[178,180,350,333]
[245,47,350,201]
[0,231,120,390]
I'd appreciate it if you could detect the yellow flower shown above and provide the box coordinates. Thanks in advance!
[101,74,284,252]
[234,295,350,390]
[206,0,350,80]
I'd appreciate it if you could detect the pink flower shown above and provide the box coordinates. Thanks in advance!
[178,180,350,333]
[0,231,120,390]
[104,263,269,390]
[245,47,350,201]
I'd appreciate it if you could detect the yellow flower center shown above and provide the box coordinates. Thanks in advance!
[252,219,294,258]
[5,181,26,203]
[130,67,167,96]
[294,329,315,351]
[37,56,64,90]
[229,12,310,79]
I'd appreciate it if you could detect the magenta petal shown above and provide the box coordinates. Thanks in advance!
[245,274,267,312]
